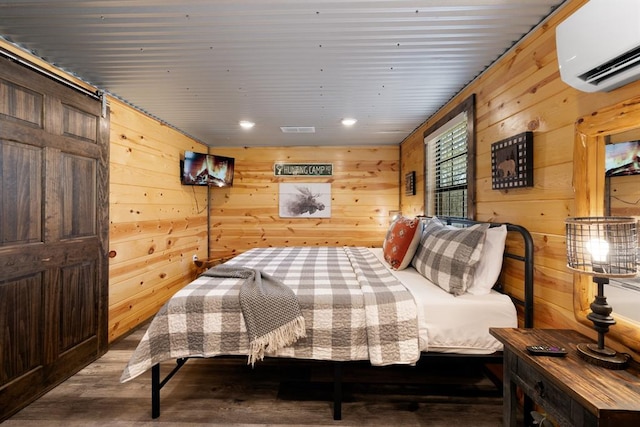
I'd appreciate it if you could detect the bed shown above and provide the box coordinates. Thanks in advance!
[120,216,534,420]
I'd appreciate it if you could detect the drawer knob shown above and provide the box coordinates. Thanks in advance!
[535,380,545,398]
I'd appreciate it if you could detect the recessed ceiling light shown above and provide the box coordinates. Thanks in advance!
[239,120,255,129]
[341,118,357,126]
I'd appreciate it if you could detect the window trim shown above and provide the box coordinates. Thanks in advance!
[422,94,476,219]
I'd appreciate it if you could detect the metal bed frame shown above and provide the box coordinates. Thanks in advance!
[149,217,535,420]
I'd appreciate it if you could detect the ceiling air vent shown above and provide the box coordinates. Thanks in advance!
[579,45,640,86]
[280,126,315,133]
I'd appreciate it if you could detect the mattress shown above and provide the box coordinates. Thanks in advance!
[370,248,517,354]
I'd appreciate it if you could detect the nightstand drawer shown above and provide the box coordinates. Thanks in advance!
[514,356,600,426]
[516,360,571,417]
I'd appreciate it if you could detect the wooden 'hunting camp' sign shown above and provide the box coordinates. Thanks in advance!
[274,163,333,176]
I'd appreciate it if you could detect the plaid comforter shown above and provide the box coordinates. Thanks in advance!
[120,246,419,383]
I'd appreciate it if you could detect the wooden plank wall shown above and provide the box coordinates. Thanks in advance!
[400,0,640,356]
[108,120,399,340]
[107,98,210,341]
[205,146,400,260]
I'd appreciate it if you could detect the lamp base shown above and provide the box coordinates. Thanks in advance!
[576,343,629,370]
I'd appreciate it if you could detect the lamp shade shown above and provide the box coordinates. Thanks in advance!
[566,217,638,278]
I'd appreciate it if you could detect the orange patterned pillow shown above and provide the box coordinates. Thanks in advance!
[383,216,422,270]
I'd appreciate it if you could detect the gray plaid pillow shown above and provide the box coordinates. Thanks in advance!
[411,221,489,295]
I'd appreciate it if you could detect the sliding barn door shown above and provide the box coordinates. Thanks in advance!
[0,57,109,420]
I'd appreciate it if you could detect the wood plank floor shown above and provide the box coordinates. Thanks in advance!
[5,323,512,426]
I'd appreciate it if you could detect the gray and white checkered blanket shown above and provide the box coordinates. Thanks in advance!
[120,246,419,383]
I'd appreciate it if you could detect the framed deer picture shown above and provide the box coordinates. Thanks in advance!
[279,183,331,218]
[491,131,533,190]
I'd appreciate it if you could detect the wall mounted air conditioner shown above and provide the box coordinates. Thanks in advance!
[556,0,640,92]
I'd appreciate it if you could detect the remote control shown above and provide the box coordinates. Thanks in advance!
[526,345,568,357]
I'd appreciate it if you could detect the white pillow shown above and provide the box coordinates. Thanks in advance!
[466,225,507,295]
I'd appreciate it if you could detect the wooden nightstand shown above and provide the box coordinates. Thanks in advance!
[490,328,640,427]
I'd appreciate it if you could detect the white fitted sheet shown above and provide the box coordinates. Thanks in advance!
[370,248,517,354]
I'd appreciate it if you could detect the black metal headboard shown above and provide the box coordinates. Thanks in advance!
[420,216,535,328]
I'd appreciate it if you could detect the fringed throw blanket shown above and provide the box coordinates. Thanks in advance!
[203,266,306,365]
[120,246,419,383]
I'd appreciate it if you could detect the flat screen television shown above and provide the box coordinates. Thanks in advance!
[605,140,640,177]
[181,151,235,187]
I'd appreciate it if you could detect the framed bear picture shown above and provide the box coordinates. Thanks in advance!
[491,131,533,190]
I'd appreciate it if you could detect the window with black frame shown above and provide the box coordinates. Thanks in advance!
[423,94,475,219]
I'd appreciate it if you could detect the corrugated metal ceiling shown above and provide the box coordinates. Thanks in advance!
[0,0,566,147]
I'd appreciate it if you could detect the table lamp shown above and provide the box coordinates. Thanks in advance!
[565,216,638,369]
